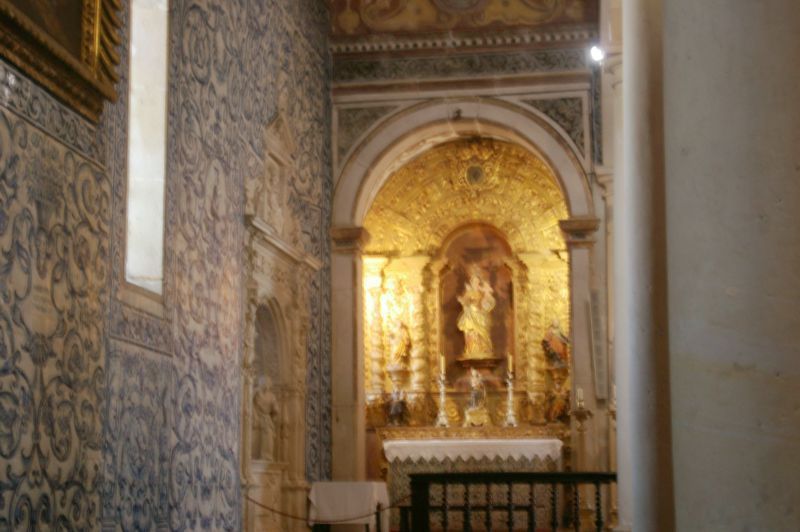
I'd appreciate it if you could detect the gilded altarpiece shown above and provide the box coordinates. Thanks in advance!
[362,139,572,477]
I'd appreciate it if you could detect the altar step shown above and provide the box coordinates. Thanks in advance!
[399,471,617,531]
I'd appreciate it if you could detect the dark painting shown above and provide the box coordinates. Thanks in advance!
[11,0,84,57]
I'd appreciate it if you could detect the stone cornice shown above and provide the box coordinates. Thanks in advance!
[247,215,323,271]
[559,216,601,247]
[330,25,597,57]
[330,226,371,252]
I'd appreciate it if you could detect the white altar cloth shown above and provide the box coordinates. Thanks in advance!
[308,481,390,532]
[383,438,563,463]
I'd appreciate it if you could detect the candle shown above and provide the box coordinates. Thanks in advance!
[576,387,584,403]
[612,384,617,403]
[439,353,446,375]
[507,352,513,374]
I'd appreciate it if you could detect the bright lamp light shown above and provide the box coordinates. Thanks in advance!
[590,45,605,63]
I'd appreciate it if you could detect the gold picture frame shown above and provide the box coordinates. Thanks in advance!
[0,0,122,122]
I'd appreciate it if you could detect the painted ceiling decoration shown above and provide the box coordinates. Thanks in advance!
[330,0,597,38]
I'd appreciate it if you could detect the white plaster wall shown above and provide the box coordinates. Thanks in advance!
[664,1,800,529]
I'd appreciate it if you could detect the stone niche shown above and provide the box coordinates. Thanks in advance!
[241,113,322,531]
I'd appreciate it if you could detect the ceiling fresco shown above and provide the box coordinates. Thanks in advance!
[330,0,598,37]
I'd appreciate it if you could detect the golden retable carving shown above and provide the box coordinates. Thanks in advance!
[362,137,571,439]
[363,138,568,256]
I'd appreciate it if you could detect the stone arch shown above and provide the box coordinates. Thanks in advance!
[333,97,594,229]
[329,97,600,480]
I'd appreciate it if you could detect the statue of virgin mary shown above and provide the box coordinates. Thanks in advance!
[457,266,495,360]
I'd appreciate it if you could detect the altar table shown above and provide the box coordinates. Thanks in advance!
[308,481,390,532]
[382,438,562,529]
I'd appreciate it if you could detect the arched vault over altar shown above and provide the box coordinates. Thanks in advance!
[362,138,569,256]
[330,97,600,481]
[333,97,595,228]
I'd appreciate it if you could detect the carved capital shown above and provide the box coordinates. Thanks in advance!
[331,226,371,252]
[593,167,615,204]
[603,54,623,90]
[559,217,601,248]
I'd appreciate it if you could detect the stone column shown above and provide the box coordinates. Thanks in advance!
[598,3,623,510]
[559,217,602,472]
[615,0,675,529]
[664,0,800,529]
[330,227,370,480]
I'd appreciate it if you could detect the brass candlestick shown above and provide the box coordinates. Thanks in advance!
[434,373,449,427]
[503,371,518,427]
[570,398,594,432]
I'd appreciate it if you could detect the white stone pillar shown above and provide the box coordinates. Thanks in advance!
[600,53,623,528]
[330,227,370,480]
[663,0,800,529]
[615,0,675,529]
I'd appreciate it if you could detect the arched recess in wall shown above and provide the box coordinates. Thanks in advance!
[250,300,289,462]
[330,97,600,480]
[251,301,285,461]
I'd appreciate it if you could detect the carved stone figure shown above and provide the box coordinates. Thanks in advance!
[457,266,496,360]
[252,377,279,461]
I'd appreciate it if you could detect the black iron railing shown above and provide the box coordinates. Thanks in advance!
[400,471,616,531]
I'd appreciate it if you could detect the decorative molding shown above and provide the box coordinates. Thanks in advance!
[331,226,371,252]
[0,59,100,161]
[559,216,600,246]
[333,48,589,84]
[330,26,597,56]
[108,299,173,355]
[248,215,323,272]
[591,63,603,164]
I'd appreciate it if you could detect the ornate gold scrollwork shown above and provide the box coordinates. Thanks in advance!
[362,138,571,438]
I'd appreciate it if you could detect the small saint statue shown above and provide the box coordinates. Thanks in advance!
[457,266,496,360]
[542,319,569,369]
[463,368,491,427]
[382,278,412,371]
[386,387,407,426]
[252,376,279,461]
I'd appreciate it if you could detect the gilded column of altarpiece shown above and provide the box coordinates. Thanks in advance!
[362,139,573,443]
